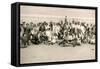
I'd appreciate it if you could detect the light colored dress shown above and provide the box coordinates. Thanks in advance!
[51,36,57,43]
[46,30,52,41]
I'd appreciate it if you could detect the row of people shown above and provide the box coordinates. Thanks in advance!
[20,17,95,48]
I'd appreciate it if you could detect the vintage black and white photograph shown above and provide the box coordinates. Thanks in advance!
[20,5,96,64]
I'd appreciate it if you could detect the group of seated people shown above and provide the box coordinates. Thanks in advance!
[20,17,95,48]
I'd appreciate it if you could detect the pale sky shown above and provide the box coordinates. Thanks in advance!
[20,5,95,24]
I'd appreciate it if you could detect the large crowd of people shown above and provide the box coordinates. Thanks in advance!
[20,16,95,48]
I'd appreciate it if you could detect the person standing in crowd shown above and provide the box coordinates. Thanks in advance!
[20,23,31,47]
[39,21,46,43]
[58,20,64,39]
[20,21,30,48]
[20,23,24,38]
[31,23,40,44]
[24,23,31,46]
[20,23,25,47]
[20,16,96,48]
[50,21,53,31]
[85,23,90,43]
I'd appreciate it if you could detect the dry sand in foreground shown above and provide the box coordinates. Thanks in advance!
[20,44,95,64]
